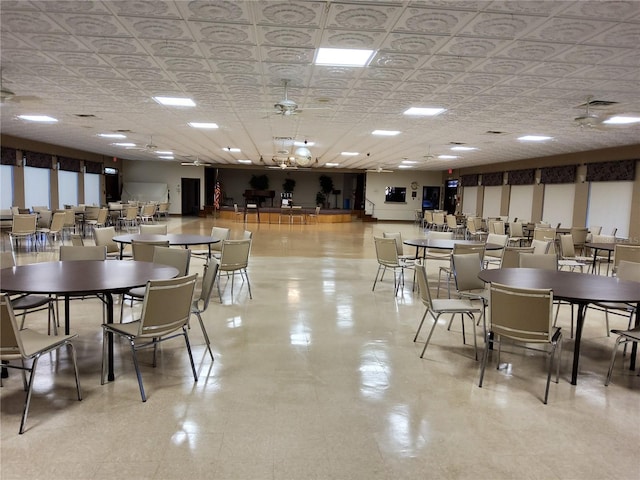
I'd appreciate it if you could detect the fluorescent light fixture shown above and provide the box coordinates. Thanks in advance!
[294,141,315,147]
[98,133,126,139]
[403,107,446,116]
[401,160,417,164]
[152,96,195,107]
[238,159,252,164]
[438,155,458,159]
[518,135,553,141]
[341,152,358,156]
[155,151,173,155]
[188,122,218,129]
[18,114,57,122]
[603,116,640,125]
[315,48,375,67]
[451,146,477,151]
[372,130,400,136]
[158,155,174,160]
[113,142,136,147]
[325,163,340,167]
[223,147,241,153]
[398,165,413,169]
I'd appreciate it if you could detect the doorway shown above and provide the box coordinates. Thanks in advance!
[443,179,458,214]
[104,168,120,202]
[422,186,440,211]
[181,178,200,216]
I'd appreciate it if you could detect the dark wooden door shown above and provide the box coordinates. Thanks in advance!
[181,178,200,216]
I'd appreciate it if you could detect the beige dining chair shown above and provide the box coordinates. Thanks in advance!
[450,252,489,335]
[59,245,107,261]
[306,206,321,224]
[507,222,526,246]
[139,223,168,234]
[101,274,198,402]
[373,236,409,296]
[483,233,508,268]
[612,244,640,276]
[94,226,123,258]
[1,293,82,434]
[9,214,38,253]
[190,258,220,361]
[558,234,589,272]
[519,253,558,270]
[40,211,66,249]
[139,204,157,224]
[413,260,483,360]
[437,243,485,298]
[500,246,534,268]
[478,283,562,404]
[424,231,454,262]
[218,239,253,302]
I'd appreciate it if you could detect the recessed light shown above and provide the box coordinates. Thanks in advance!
[325,163,340,167]
[158,155,174,160]
[372,130,400,136]
[238,159,252,164]
[451,146,477,151]
[18,114,58,123]
[152,96,196,107]
[518,135,553,141]
[155,151,173,155]
[98,133,126,138]
[113,142,136,147]
[438,155,458,159]
[223,147,240,153]
[403,107,446,116]
[603,116,640,125]
[401,160,417,164]
[341,152,358,156]
[315,48,375,67]
[189,122,218,129]
[398,165,413,169]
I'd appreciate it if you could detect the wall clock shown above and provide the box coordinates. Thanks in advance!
[410,181,418,190]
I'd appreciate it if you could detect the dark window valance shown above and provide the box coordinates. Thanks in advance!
[58,156,82,172]
[586,159,636,182]
[85,160,103,174]
[482,172,503,186]
[540,165,576,184]
[1,147,17,165]
[508,168,535,185]
[24,151,52,168]
[460,174,479,187]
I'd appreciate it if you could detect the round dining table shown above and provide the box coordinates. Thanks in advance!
[113,233,221,259]
[1,260,178,381]
[403,238,503,259]
[478,268,640,385]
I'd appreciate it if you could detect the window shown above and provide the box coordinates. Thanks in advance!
[385,186,406,203]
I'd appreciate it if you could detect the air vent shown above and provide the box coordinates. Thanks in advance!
[581,100,617,107]
[74,114,96,118]
[449,141,465,145]
[273,136,293,141]
[485,130,507,135]
[116,129,132,133]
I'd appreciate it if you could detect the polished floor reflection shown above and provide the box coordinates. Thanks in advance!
[1,217,639,479]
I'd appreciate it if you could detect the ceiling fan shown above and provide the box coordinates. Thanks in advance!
[366,166,394,173]
[126,135,159,152]
[181,156,211,167]
[0,85,40,105]
[574,96,603,129]
[273,80,299,116]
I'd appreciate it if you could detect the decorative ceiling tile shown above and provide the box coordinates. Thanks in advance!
[34,0,112,14]
[93,78,141,91]
[139,39,200,57]
[181,83,224,95]
[184,0,251,22]
[394,8,476,34]
[264,63,311,80]
[1,32,38,50]
[60,14,131,37]
[474,59,529,74]
[257,26,318,47]
[255,1,324,27]
[458,13,544,38]
[110,0,182,18]
[321,29,384,49]
[498,41,568,61]
[502,75,552,88]
[588,24,640,49]
[75,66,124,79]
[1,11,67,34]
[135,80,179,92]
[219,74,260,86]
[171,71,216,83]
[425,55,477,71]
[261,46,315,63]
[202,43,256,60]
[326,3,402,31]
[558,1,640,20]
[119,69,166,81]
[102,54,157,69]
[117,17,191,40]
[438,37,503,57]
[396,82,440,94]
[369,52,421,68]
[353,80,395,91]
[524,18,616,43]
[1,49,55,64]
[213,61,259,74]
[439,84,486,95]
[21,63,78,77]
[521,62,584,77]
[192,22,255,44]
[550,45,630,64]
[378,33,447,53]
[24,33,91,52]
[157,57,210,72]
[408,69,459,84]
[309,78,352,89]
[364,68,408,81]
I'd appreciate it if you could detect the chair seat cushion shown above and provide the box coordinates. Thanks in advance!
[11,295,51,309]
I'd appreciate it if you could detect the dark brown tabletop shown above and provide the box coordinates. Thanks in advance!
[478,268,640,385]
[404,239,503,250]
[1,260,178,381]
[113,233,221,259]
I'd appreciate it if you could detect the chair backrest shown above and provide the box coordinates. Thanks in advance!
[141,204,156,216]
[473,217,483,230]
[374,236,399,267]
[314,206,321,215]
[139,224,167,234]
[424,211,433,223]
[242,230,253,240]
[570,227,588,246]
[592,234,615,244]
[531,238,551,254]
[489,283,553,343]
[63,209,76,227]
[519,253,557,270]
[501,246,534,268]
[433,212,445,226]
[486,233,508,247]
[36,209,52,228]
[452,242,486,261]
[49,212,67,232]
[415,260,433,309]
[157,202,169,213]
[84,206,100,220]
[209,227,231,252]
[152,246,191,276]
[137,274,198,338]
[617,260,640,282]
[559,234,575,257]
[589,226,602,235]
[533,227,556,242]
[196,258,220,310]
[94,226,119,253]
[614,245,640,270]
[132,240,170,262]
[233,203,239,213]
[489,220,505,235]
[509,222,524,237]
[220,239,252,271]
[125,206,138,220]
[70,234,85,246]
[446,215,458,229]
[0,294,22,356]
[0,252,16,268]
[96,208,109,225]
[59,245,107,261]
[452,253,485,292]
[467,220,478,234]
[427,231,453,240]
[382,232,405,256]
[11,214,36,234]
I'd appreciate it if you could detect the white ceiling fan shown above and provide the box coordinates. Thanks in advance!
[180,156,212,167]
[126,135,159,152]
[366,166,394,173]
[273,80,299,116]
[574,96,603,129]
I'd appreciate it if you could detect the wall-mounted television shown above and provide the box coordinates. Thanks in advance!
[385,186,406,203]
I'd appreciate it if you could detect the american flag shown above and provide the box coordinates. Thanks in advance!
[214,181,221,210]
